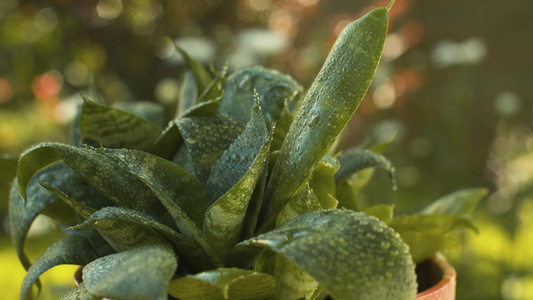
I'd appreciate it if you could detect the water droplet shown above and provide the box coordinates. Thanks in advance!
[232,154,241,162]
[365,233,376,240]
[380,241,390,249]
[372,224,384,233]
[308,115,319,128]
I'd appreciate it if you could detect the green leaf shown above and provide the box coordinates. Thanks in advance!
[334,149,394,184]
[203,106,270,258]
[149,98,221,160]
[242,209,417,300]
[168,268,279,300]
[273,257,321,300]
[260,7,390,230]
[61,283,100,300]
[113,101,164,126]
[102,148,224,269]
[418,187,488,216]
[270,103,295,152]
[175,44,220,102]
[177,69,198,117]
[218,66,303,126]
[309,156,340,209]
[335,179,359,211]
[20,235,99,300]
[83,243,177,300]
[9,162,76,270]
[0,155,17,182]
[277,182,322,225]
[178,115,244,182]
[79,99,163,150]
[362,204,395,224]
[74,206,216,272]
[390,215,479,263]
[17,143,168,220]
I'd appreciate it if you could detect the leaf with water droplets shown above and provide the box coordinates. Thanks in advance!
[20,234,99,300]
[260,6,391,230]
[203,106,270,258]
[178,115,244,182]
[218,66,303,126]
[390,214,478,263]
[83,243,177,300]
[61,282,100,300]
[79,98,163,150]
[16,143,169,220]
[241,209,417,300]
[168,268,279,300]
[418,187,487,216]
[334,149,394,184]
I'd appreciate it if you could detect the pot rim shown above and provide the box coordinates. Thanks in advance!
[415,256,456,299]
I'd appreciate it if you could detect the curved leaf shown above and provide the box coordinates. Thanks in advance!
[9,162,75,270]
[260,7,390,230]
[178,115,244,182]
[83,243,177,300]
[362,204,395,224]
[20,235,99,300]
[418,187,488,216]
[113,101,164,126]
[79,99,162,150]
[74,206,216,272]
[17,143,168,220]
[168,268,279,300]
[334,149,394,184]
[218,66,303,126]
[241,209,417,300]
[310,156,340,209]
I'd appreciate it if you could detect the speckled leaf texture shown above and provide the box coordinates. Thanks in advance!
[203,105,270,259]
[61,283,100,300]
[242,209,418,300]
[20,235,99,300]
[79,99,163,150]
[260,7,390,230]
[82,243,177,300]
[168,268,279,300]
[217,66,303,126]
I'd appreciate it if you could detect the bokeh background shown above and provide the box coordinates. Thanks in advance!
[1,0,532,299]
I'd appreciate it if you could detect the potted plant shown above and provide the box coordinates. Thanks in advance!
[5,1,485,299]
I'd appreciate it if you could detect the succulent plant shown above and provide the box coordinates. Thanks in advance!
[5,1,484,300]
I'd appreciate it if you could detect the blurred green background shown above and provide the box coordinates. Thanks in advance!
[1,0,532,299]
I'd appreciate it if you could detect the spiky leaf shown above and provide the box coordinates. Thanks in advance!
[260,7,390,230]
[168,268,279,300]
[241,209,417,300]
[334,149,394,183]
[83,243,177,300]
[203,106,270,257]
[178,115,243,182]
[175,45,220,102]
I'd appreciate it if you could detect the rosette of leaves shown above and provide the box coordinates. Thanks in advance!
[4,2,482,300]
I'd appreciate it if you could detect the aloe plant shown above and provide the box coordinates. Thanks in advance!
[4,2,484,300]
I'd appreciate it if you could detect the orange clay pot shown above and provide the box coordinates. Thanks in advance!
[74,256,456,300]
[415,256,456,300]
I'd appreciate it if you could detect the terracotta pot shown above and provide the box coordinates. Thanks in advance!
[415,256,456,300]
[74,256,456,300]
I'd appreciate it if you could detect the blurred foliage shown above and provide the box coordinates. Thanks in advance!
[1,0,532,299]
